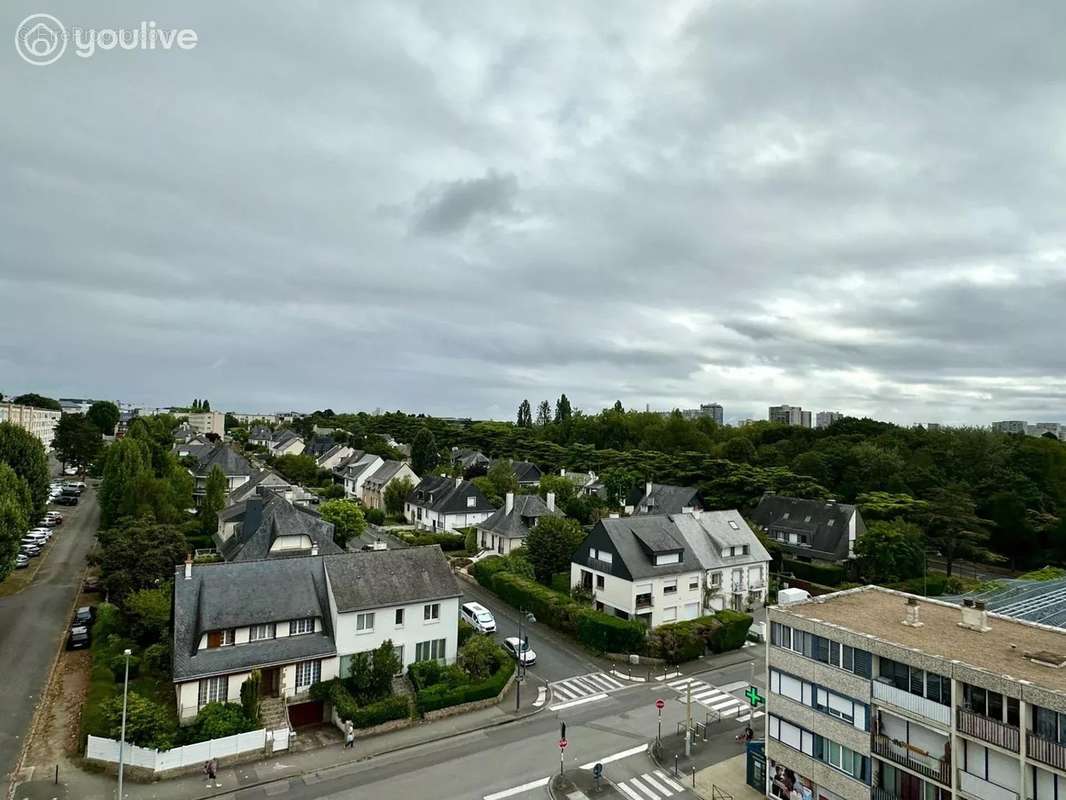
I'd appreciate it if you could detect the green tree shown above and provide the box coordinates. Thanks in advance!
[719,437,756,464]
[201,465,227,534]
[554,394,573,423]
[99,437,150,526]
[103,692,174,750]
[0,461,33,521]
[202,399,211,411]
[346,650,374,703]
[517,399,532,428]
[272,453,320,485]
[0,421,50,519]
[11,393,61,411]
[241,670,262,725]
[370,639,401,698]
[484,460,518,500]
[384,475,414,517]
[983,491,1037,570]
[224,413,241,431]
[538,473,576,505]
[319,498,367,547]
[125,586,172,644]
[601,467,637,507]
[410,428,439,475]
[524,515,585,584]
[922,485,993,576]
[52,413,102,472]
[855,492,929,521]
[458,634,502,680]
[536,400,552,426]
[0,485,28,581]
[86,400,121,436]
[854,519,926,583]
[93,520,188,601]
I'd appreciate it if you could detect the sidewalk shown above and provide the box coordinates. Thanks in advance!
[11,680,543,800]
[650,719,763,800]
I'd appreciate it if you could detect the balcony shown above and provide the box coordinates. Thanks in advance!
[957,771,1018,800]
[873,735,951,786]
[1026,732,1066,771]
[873,681,951,726]
[957,709,1020,753]
[635,594,654,610]
[589,557,614,573]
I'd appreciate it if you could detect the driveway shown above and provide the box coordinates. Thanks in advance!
[0,481,99,790]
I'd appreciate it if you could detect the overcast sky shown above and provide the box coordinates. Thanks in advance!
[4,1,1066,425]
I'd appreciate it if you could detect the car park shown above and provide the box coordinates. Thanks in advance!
[66,625,90,650]
[461,602,497,634]
[502,636,536,666]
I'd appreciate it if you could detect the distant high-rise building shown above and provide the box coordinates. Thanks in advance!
[769,405,811,428]
[992,420,1029,435]
[698,403,724,425]
[815,411,843,429]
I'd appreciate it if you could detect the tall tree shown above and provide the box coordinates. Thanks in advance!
[52,414,102,472]
[202,399,211,411]
[86,400,121,436]
[93,520,188,601]
[536,401,552,426]
[0,464,29,581]
[517,400,532,428]
[524,515,586,584]
[0,421,50,519]
[319,499,367,547]
[384,476,414,517]
[98,436,150,527]
[201,465,227,534]
[410,428,439,475]
[192,399,200,412]
[11,393,61,411]
[922,485,993,576]
[601,467,638,507]
[854,518,926,583]
[554,394,573,423]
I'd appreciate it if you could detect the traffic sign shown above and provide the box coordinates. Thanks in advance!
[655,698,665,710]
[559,738,568,750]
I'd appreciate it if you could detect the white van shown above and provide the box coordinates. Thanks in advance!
[461,602,496,634]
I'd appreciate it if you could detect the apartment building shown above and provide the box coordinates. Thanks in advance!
[0,402,62,449]
[187,410,226,436]
[766,586,1066,800]
[770,405,813,428]
[817,412,845,429]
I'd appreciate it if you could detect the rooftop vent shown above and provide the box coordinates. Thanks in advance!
[959,599,991,632]
[902,597,923,627]
[1024,651,1066,669]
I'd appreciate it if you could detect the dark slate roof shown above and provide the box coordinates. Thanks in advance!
[172,557,335,681]
[249,425,272,440]
[228,468,291,503]
[478,494,560,540]
[750,495,862,561]
[332,450,366,473]
[572,516,701,581]
[407,476,496,515]
[363,460,405,488]
[272,428,299,443]
[213,494,343,561]
[195,443,253,477]
[633,483,702,515]
[324,545,460,613]
[452,449,489,469]
[306,435,336,457]
[511,461,542,484]
[343,454,381,480]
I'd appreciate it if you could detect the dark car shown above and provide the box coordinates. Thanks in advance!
[60,487,81,497]
[53,495,78,506]
[73,606,96,626]
[66,625,90,650]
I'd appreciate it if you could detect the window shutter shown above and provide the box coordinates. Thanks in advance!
[207,631,222,648]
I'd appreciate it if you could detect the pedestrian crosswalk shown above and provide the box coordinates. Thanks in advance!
[616,770,687,800]
[666,677,764,723]
[548,671,626,709]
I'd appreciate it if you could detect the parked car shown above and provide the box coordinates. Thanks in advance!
[14,554,29,569]
[19,544,41,558]
[461,601,497,634]
[64,481,86,490]
[502,636,536,666]
[60,487,81,497]
[53,495,78,506]
[64,466,78,475]
[66,625,90,650]
[37,518,59,527]
[45,512,63,524]
[73,606,96,626]
[83,575,101,593]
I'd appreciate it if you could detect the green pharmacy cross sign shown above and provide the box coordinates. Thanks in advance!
[745,686,765,707]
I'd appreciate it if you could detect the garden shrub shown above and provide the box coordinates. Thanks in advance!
[472,555,508,587]
[457,635,505,681]
[414,659,515,715]
[708,609,753,653]
[101,692,174,750]
[782,558,846,586]
[142,642,171,674]
[310,679,410,729]
[575,608,646,653]
[457,619,476,648]
[364,508,386,525]
[109,652,140,682]
[400,532,467,550]
[179,702,257,744]
[550,571,571,594]
[464,528,478,552]
[647,617,720,664]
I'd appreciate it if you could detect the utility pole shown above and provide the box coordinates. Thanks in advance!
[117,648,132,800]
[685,681,692,757]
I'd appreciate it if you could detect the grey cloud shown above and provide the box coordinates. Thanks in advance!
[410,170,520,235]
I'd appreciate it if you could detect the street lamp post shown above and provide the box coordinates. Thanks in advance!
[515,610,535,712]
[117,648,132,800]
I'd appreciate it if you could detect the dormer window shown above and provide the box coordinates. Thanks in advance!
[655,553,680,566]
[466,496,476,508]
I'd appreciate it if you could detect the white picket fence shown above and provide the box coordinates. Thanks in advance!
[86,727,289,773]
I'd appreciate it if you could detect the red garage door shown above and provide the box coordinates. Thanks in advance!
[288,700,324,728]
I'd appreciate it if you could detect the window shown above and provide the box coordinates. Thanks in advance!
[356,612,375,632]
[593,549,613,565]
[415,638,447,662]
[662,607,677,622]
[249,623,275,642]
[198,675,227,707]
[655,553,680,566]
[663,579,677,595]
[728,520,739,530]
[688,577,699,591]
[395,608,404,627]
[827,519,835,526]
[466,496,475,508]
[710,572,721,586]
[221,629,235,646]
[742,545,750,555]
[289,618,314,636]
[295,659,321,690]
[770,622,871,678]
[424,603,440,622]
[596,575,605,590]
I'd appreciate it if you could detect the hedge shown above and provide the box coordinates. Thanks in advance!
[576,609,646,653]
[550,571,571,594]
[709,609,753,652]
[401,532,467,551]
[311,679,411,728]
[782,558,846,587]
[414,658,515,714]
[647,610,754,664]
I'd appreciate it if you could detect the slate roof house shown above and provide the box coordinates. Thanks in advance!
[451,448,491,475]
[315,444,355,471]
[305,434,337,459]
[227,468,295,504]
[571,515,704,628]
[190,443,254,504]
[477,491,560,555]
[248,425,273,447]
[214,494,343,562]
[340,452,384,499]
[172,546,461,725]
[630,481,702,516]
[671,510,772,612]
[750,494,865,563]
[360,460,419,511]
[405,476,496,532]
[509,460,542,487]
[268,430,305,457]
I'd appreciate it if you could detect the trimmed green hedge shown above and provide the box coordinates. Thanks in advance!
[550,571,571,594]
[401,532,467,551]
[414,658,515,714]
[576,609,646,653]
[647,610,754,664]
[782,558,846,586]
[710,609,753,652]
[310,680,411,728]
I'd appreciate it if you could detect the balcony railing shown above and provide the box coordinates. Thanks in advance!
[1027,732,1066,771]
[957,708,1020,753]
[873,735,951,786]
[873,681,951,726]
[872,788,898,800]
[589,557,614,573]
[958,771,1018,800]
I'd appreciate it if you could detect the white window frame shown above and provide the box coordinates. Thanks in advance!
[198,675,227,707]
[289,618,314,636]
[356,612,375,633]
[466,496,476,508]
[662,578,678,595]
[249,623,275,642]
[395,608,405,627]
[295,659,321,691]
[424,603,440,623]
[220,628,235,646]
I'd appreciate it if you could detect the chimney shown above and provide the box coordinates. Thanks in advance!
[645,480,653,498]
[959,598,991,632]
[546,492,555,512]
[311,542,319,556]
[505,492,514,514]
[184,553,193,580]
[902,597,923,627]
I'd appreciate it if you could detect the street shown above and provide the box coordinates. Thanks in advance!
[0,477,98,788]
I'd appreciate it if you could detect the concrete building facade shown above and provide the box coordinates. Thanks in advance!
[0,402,62,449]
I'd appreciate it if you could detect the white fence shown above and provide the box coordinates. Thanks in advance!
[86,727,289,773]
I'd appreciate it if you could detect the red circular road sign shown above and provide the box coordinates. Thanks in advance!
[559,738,568,749]
[656,698,665,710]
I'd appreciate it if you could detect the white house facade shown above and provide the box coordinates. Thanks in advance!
[405,476,496,532]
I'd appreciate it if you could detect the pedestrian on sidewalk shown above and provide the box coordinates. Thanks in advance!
[206,757,220,787]
[344,720,355,749]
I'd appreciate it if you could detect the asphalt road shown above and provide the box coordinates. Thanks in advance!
[0,477,98,788]
[459,579,604,684]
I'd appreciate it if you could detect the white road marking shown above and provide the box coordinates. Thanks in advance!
[617,783,644,800]
[641,772,673,795]
[548,692,608,711]
[579,742,648,769]
[627,775,662,799]
[719,680,750,692]
[533,687,547,708]
[483,777,550,800]
[654,770,685,792]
